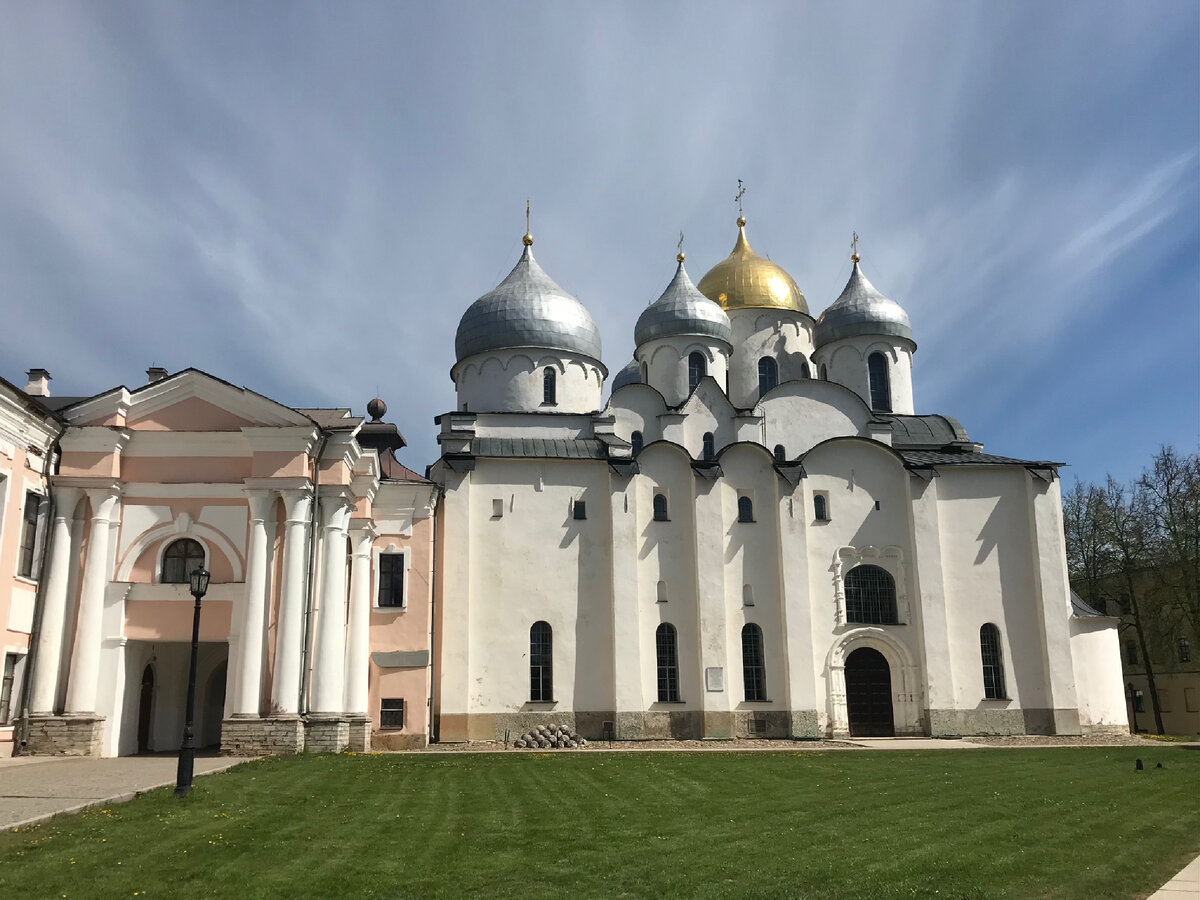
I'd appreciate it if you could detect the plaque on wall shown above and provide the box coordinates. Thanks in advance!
[705,667,725,692]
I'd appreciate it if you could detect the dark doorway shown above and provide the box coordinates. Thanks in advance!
[845,647,894,737]
[137,665,154,753]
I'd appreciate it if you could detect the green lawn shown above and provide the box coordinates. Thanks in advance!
[2,748,1197,899]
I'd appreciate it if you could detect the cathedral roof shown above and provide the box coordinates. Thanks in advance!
[611,358,642,391]
[634,257,732,347]
[454,237,602,364]
[814,261,912,347]
[696,217,808,314]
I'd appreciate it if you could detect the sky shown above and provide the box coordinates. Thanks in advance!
[0,1,1196,486]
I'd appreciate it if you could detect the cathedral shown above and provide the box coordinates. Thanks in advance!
[0,214,1128,758]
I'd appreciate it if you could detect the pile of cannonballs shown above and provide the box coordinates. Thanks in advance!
[513,724,588,749]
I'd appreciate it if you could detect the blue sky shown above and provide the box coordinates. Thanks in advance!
[1,1,1196,486]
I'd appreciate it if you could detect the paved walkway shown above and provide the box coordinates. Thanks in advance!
[1149,854,1200,899]
[0,754,246,829]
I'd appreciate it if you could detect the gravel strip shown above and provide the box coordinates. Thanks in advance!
[961,733,1170,747]
[416,738,857,753]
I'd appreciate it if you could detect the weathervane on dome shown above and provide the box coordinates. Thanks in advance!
[851,231,860,263]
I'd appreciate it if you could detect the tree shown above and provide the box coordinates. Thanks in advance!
[1139,446,1200,637]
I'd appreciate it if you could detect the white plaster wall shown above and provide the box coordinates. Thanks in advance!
[455,352,604,414]
[726,309,815,408]
[759,384,873,459]
[815,339,915,414]
[635,338,729,408]
[934,468,1048,710]
[605,385,668,449]
[471,413,593,440]
[1069,619,1128,731]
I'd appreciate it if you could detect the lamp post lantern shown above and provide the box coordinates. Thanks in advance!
[175,566,210,798]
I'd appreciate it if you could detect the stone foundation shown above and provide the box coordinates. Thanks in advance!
[732,710,792,739]
[220,716,305,756]
[371,731,428,751]
[305,716,348,753]
[346,717,371,753]
[23,714,105,757]
[788,710,821,739]
[927,707,1083,737]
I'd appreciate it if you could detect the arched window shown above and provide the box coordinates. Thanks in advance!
[820,363,828,381]
[656,623,680,702]
[742,623,766,702]
[758,357,778,397]
[530,621,553,702]
[773,444,786,463]
[844,564,898,625]
[868,353,891,412]
[631,430,644,455]
[800,362,811,379]
[640,362,648,383]
[653,493,669,521]
[702,432,716,461]
[737,496,754,523]
[813,494,828,522]
[688,352,706,392]
[656,580,668,604]
[980,624,1005,699]
[162,538,205,584]
[543,367,557,405]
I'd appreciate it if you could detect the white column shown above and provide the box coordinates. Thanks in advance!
[344,523,376,717]
[29,487,82,715]
[271,488,312,716]
[65,487,120,714]
[231,489,275,717]
[310,494,351,715]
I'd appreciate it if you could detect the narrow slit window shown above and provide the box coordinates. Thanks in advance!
[737,496,754,523]
[868,352,891,412]
[688,352,706,392]
[773,444,786,463]
[814,494,828,521]
[378,553,405,607]
[980,624,1006,699]
[656,623,680,702]
[17,492,40,579]
[702,432,716,461]
[742,624,766,702]
[530,621,553,702]
[631,430,644,455]
[758,357,778,397]
[543,367,557,405]
[653,493,669,521]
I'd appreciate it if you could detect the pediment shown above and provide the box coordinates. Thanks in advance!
[676,376,738,420]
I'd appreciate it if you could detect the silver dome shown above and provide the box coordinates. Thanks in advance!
[455,244,603,363]
[814,262,912,347]
[634,259,732,347]
[610,358,641,391]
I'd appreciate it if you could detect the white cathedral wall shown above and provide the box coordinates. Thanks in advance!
[759,385,873,459]
[726,309,815,408]
[1068,618,1129,732]
[635,339,729,407]
[816,340,915,415]
[454,352,604,414]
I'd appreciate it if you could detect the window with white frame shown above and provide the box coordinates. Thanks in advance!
[380,698,404,730]
[161,538,204,584]
[378,553,406,608]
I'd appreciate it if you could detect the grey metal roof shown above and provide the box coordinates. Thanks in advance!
[472,436,607,459]
[371,650,430,668]
[1070,591,1107,618]
[814,262,912,347]
[611,358,641,391]
[881,414,971,448]
[297,408,363,429]
[898,449,1063,468]
[634,260,732,347]
[455,244,602,363]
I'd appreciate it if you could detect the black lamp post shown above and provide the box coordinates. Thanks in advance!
[175,566,210,798]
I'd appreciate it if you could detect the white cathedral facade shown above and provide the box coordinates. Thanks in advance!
[431,218,1128,742]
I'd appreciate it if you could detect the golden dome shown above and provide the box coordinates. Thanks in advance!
[696,218,808,313]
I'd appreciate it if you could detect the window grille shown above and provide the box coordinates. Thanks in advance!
[742,624,766,701]
[868,353,891,412]
[378,553,405,607]
[737,496,754,523]
[814,495,828,521]
[1179,637,1191,663]
[844,565,898,625]
[380,698,404,730]
[688,353,706,392]
[656,623,680,702]
[980,624,1006,699]
[773,444,786,463]
[702,432,715,461]
[530,621,553,702]
[162,538,205,584]
[653,493,669,521]
[758,357,778,397]
[543,368,556,405]
[17,492,39,578]
[631,431,644,455]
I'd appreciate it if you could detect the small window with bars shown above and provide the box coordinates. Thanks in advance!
[742,623,766,702]
[378,553,405,608]
[737,495,754,523]
[656,623,680,702]
[814,493,829,522]
[980,624,1006,699]
[380,698,404,730]
[530,621,553,702]
[844,564,897,625]
[702,432,716,461]
[653,493,669,522]
[17,492,40,579]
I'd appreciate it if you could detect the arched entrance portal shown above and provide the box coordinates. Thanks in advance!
[845,647,895,737]
[137,665,154,753]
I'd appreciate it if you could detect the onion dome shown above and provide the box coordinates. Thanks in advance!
[455,234,602,363]
[634,254,732,347]
[697,217,808,313]
[610,358,642,391]
[814,260,912,347]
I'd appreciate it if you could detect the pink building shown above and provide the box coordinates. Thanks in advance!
[14,367,436,757]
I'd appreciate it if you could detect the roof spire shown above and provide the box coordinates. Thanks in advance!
[735,178,747,227]
[677,230,685,263]
[523,199,533,246]
[850,231,860,264]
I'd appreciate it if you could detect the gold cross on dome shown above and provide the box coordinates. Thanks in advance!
[735,179,747,214]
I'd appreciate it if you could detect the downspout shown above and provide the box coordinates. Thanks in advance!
[427,484,442,743]
[15,430,64,756]
[298,430,328,716]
